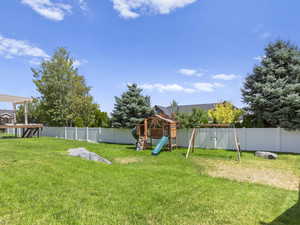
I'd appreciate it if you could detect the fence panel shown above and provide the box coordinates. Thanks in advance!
[200,128,217,149]
[36,127,300,154]
[111,128,136,144]
[243,128,278,152]
[88,128,99,143]
[281,129,300,153]
[42,127,65,138]
[215,128,236,150]
[98,128,115,143]
[66,127,75,140]
[176,129,191,147]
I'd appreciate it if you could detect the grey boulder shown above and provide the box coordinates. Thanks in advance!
[255,151,278,160]
[68,147,112,164]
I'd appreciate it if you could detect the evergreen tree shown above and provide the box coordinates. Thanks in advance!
[32,48,99,127]
[242,40,300,129]
[111,84,153,128]
[170,100,179,114]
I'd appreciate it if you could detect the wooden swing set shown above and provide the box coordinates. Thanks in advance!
[185,124,241,161]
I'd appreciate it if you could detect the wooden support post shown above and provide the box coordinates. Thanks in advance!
[24,102,28,125]
[12,103,17,125]
[233,127,241,162]
[192,129,197,153]
[186,128,196,159]
[144,119,147,138]
[143,119,147,149]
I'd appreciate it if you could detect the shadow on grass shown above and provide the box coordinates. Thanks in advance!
[0,136,17,139]
[126,146,137,150]
[261,182,300,225]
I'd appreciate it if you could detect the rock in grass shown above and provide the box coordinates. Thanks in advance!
[68,148,112,164]
[255,151,278,160]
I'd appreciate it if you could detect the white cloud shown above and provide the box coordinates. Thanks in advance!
[178,68,202,77]
[112,0,197,19]
[29,58,43,65]
[140,81,224,93]
[78,0,88,11]
[212,74,238,81]
[0,35,49,60]
[253,24,272,40]
[21,0,72,21]
[73,59,88,67]
[193,82,223,92]
[253,55,266,61]
[213,82,224,87]
[260,32,272,39]
[140,83,195,93]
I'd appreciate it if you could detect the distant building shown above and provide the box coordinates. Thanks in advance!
[0,110,14,125]
[154,103,219,118]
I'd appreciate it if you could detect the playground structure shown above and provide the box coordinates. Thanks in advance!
[0,94,43,138]
[185,124,241,161]
[134,115,177,155]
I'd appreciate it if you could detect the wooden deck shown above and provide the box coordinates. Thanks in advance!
[0,124,43,138]
[0,124,43,129]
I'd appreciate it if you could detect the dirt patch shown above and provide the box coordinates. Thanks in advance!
[194,158,300,191]
[114,157,142,164]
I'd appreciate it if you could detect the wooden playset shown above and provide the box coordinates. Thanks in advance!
[135,114,177,152]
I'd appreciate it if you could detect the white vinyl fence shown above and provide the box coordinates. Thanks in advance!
[6,127,300,154]
[177,128,300,153]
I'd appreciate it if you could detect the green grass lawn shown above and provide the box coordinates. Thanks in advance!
[0,137,299,225]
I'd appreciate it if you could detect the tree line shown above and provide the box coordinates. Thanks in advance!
[111,40,300,129]
[22,40,300,129]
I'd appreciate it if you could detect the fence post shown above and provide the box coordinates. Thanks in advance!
[86,127,89,141]
[243,127,247,151]
[64,127,67,139]
[214,128,217,149]
[74,127,78,140]
[277,127,281,152]
[98,127,101,143]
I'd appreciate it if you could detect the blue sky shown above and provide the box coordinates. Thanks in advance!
[1,0,300,113]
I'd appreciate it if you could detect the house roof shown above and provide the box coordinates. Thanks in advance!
[0,109,14,115]
[155,103,219,116]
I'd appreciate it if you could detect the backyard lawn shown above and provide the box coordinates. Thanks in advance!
[0,137,299,225]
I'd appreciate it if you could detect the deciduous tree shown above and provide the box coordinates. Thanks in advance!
[176,108,209,128]
[32,48,100,127]
[208,102,243,124]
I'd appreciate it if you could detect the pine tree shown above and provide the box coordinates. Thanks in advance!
[242,40,300,129]
[170,100,179,114]
[111,84,153,128]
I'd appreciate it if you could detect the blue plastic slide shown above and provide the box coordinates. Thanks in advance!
[152,136,169,155]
